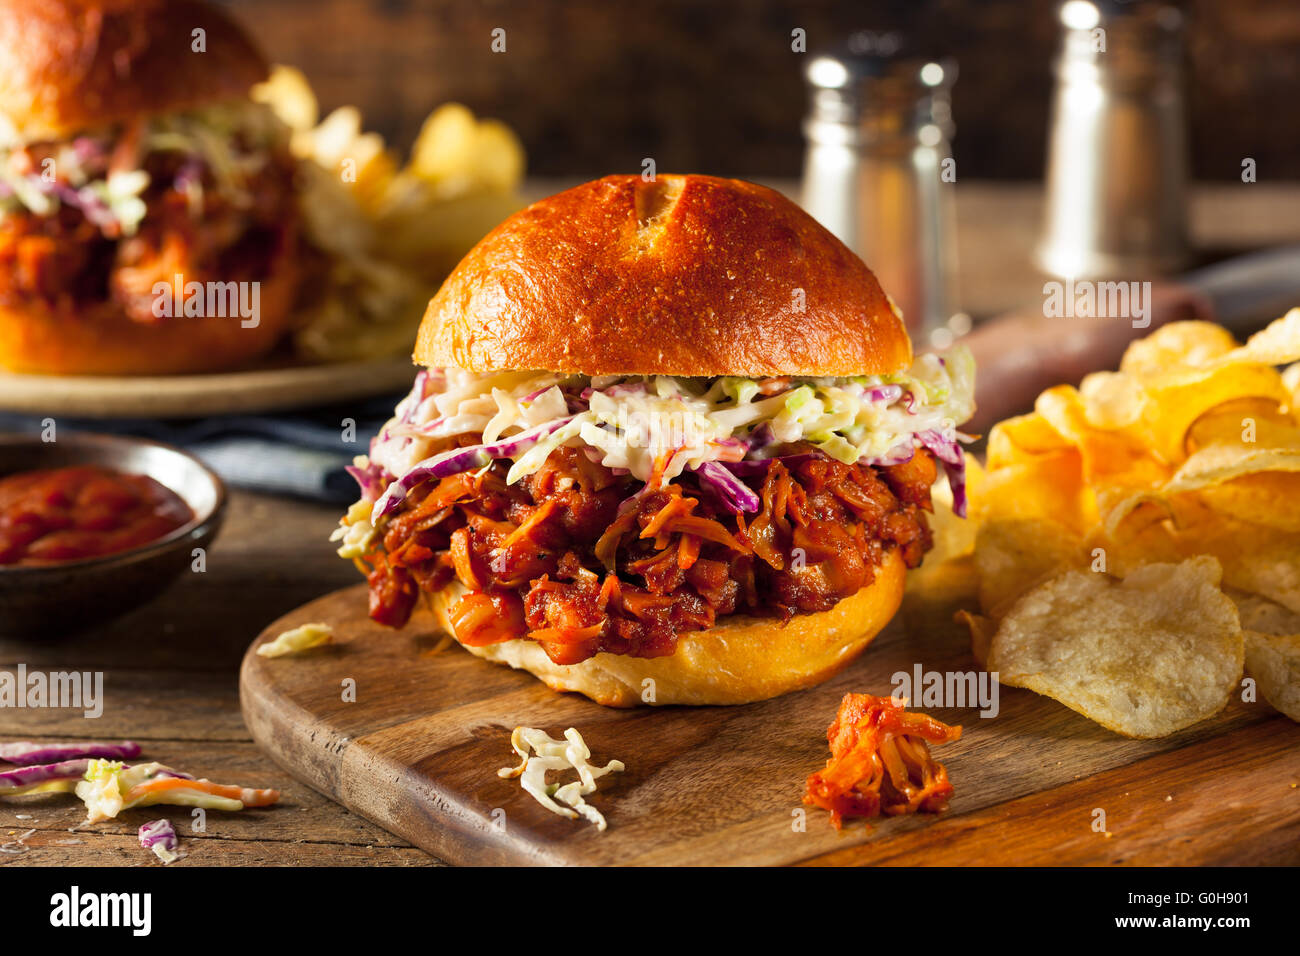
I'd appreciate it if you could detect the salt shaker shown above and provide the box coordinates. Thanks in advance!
[1035,1,1190,278]
[801,35,963,347]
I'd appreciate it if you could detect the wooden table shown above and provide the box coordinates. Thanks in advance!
[3,182,1300,866]
[0,492,437,866]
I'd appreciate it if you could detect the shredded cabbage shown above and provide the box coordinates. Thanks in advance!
[0,740,141,766]
[0,101,286,236]
[498,727,624,831]
[138,819,181,864]
[340,347,975,542]
[75,761,242,824]
[331,497,377,559]
[256,622,334,658]
[0,758,92,794]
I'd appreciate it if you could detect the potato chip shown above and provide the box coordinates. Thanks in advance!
[373,187,527,281]
[1114,312,1300,385]
[1093,505,1189,576]
[956,609,996,669]
[1180,475,1300,534]
[1282,361,1300,406]
[1222,307,1300,367]
[410,104,526,199]
[473,119,528,193]
[1230,590,1300,718]
[1232,589,1300,634]
[966,312,1300,738]
[985,411,1073,469]
[1167,442,1300,491]
[300,107,397,210]
[1078,370,1148,430]
[251,64,319,132]
[908,549,978,594]
[1119,321,1238,383]
[974,517,1085,618]
[1244,631,1300,722]
[250,68,526,363]
[1098,489,1172,539]
[410,103,479,183]
[1176,514,1300,615]
[1108,312,1300,463]
[1034,387,1173,521]
[987,557,1243,738]
[979,451,1097,537]
[1139,363,1291,464]
[1184,396,1298,455]
[1100,397,1300,534]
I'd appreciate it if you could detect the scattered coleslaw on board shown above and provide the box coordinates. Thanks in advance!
[498,727,625,831]
[257,622,334,658]
[0,741,142,765]
[138,819,181,864]
[1,740,283,862]
[75,760,281,824]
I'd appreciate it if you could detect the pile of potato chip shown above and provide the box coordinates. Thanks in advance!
[251,67,527,361]
[936,310,1300,737]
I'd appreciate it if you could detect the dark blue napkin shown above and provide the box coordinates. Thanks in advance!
[0,393,402,503]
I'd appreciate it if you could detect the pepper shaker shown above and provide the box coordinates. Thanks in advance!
[801,35,963,347]
[1035,1,1190,278]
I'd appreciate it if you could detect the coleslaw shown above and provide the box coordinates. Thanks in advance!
[75,759,280,824]
[138,819,181,864]
[336,347,975,553]
[0,101,287,237]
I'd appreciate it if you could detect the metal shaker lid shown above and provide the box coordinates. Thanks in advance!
[1056,1,1184,84]
[804,32,956,139]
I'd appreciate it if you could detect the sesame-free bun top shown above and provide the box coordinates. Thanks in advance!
[0,0,268,141]
[415,174,912,377]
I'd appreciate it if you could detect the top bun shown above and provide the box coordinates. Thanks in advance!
[415,174,912,377]
[0,0,268,140]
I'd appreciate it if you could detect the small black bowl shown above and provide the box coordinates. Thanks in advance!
[0,432,226,639]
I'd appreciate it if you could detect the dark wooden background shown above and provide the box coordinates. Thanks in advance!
[219,0,1300,181]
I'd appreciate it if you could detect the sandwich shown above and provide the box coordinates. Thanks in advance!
[334,174,974,706]
[0,0,300,374]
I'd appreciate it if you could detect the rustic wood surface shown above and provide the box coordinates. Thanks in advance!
[3,183,1300,866]
[239,579,1300,867]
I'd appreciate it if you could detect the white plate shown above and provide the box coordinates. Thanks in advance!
[0,356,417,418]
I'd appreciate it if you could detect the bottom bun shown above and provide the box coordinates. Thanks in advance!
[0,251,300,375]
[430,548,905,707]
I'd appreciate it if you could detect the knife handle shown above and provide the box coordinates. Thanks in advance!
[960,283,1211,435]
[1180,244,1300,335]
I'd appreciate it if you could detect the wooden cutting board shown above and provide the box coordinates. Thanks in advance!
[239,578,1300,866]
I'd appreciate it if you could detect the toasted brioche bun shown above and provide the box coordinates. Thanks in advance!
[0,0,268,140]
[430,548,905,707]
[0,250,299,375]
[415,174,911,378]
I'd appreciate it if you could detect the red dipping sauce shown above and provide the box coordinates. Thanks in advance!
[0,465,194,566]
